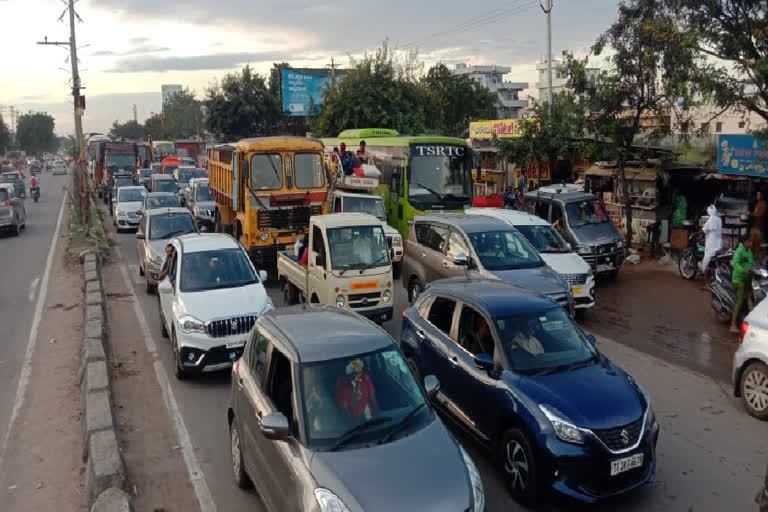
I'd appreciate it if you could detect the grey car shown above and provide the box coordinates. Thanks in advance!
[0,184,26,236]
[401,213,573,312]
[139,192,181,218]
[186,178,214,230]
[135,208,198,293]
[228,305,485,512]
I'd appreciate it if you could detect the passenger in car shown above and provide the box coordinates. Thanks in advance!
[335,358,376,419]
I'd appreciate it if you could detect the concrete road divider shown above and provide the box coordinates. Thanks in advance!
[79,250,130,510]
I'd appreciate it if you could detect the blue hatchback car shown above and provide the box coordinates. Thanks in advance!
[400,278,659,505]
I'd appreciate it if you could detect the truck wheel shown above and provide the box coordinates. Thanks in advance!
[392,261,402,280]
[282,282,295,306]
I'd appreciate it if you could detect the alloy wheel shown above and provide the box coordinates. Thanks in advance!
[409,281,422,303]
[742,363,768,418]
[504,440,530,494]
[231,425,242,478]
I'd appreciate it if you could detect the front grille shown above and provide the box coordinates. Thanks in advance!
[592,416,643,450]
[349,291,381,309]
[257,206,314,230]
[563,273,588,285]
[597,243,616,255]
[206,315,257,338]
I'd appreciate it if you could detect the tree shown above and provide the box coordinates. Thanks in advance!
[16,112,57,156]
[672,0,768,126]
[58,134,78,157]
[0,115,10,153]
[564,0,697,247]
[163,90,204,138]
[421,64,497,136]
[108,120,146,140]
[204,66,282,140]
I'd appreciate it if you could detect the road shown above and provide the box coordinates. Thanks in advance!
[0,172,68,452]
[111,224,768,512]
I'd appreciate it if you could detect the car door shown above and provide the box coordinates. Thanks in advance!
[307,224,328,301]
[160,246,179,333]
[136,215,148,269]
[416,222,450,283]
[236,329,271,484]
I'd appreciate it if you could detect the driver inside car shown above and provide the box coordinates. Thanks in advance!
[335,358,377,420]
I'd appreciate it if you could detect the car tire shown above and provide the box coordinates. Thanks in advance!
[575,309,586,322]
[282,282,295,306]
[408,278,423,304]
[172,330,188,380]
[230,419,252,489]
[392,261,402,280]
[740,361,768,420]
[501,428,540,506]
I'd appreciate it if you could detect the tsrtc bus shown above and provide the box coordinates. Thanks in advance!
[322,128,474,238]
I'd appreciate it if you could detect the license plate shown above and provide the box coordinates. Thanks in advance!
[572,286,583,295]
[226,339,246,349]
[610,453,643,476]
[597,263,614,272]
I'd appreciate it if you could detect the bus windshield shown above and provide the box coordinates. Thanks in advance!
[409,145,472,208]
[106,153,135,170]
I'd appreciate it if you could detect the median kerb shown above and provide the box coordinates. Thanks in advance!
[85,319,104,341]
[86,280,102,295]
[85,269,99,283]
[83,389,114,461]
[86,305,102,322]
[86,291,103,307]
[79,337,106,385]
[90,487,132,512]
[86,430,126,505]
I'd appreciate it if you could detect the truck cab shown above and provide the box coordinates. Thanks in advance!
[278,213,394,325]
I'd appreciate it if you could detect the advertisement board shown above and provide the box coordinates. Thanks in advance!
[717,134,768,177]
[281,68,342,116]
[469,119,526,139]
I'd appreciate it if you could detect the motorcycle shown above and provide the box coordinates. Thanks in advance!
[678,229,705,280]
[711,257,768,323]
[31,185,40,202]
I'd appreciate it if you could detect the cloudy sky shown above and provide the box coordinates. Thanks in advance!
[0,0,619,135]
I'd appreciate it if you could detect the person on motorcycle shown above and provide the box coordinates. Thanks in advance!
[730,229,761,333]
[702,204,722,285]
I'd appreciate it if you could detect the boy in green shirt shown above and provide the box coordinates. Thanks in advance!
[730,232,759,333]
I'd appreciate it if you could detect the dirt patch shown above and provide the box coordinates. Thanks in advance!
[0,198,87,511]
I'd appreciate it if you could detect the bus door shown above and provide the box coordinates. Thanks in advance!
[389,156,406,230]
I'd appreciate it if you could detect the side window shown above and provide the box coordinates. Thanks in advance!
[534,200,550,221]
[267,348,295,424]
[427,296,456,336]
[312,225,326,266]
[457,305,494,356]
[446,231,470,260]
[247,331,270,384]
[334,197,342,213]
[551,204,565,230]
[417,223,449,253]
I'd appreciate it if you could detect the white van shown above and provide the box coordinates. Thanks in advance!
[466,208,595,312]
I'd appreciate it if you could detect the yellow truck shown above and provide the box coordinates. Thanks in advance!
[208,137,329,267]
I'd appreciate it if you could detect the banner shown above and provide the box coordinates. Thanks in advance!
[469,119,525,139]
[717,134,768,177]
[282,68,344,116]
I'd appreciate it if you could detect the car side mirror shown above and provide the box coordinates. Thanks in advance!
[390,248,395,261]
[452,253,470,266]
[423,375,440,399]
[260,411,290,441]
[136,232,145,240]
[586,334,597,346]
[200,225,209,233]
[474,353,494,371]
[158,279,173,295]
[259,270,268,283]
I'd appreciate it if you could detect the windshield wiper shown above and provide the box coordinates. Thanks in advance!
[412,182,444,200]
[532,355,598,376]
[380,403,426,444]
[329,416,392,451]
[359,254,389,274]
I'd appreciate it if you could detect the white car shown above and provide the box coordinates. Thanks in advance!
[157,233,271,379]
[733,297,768,420]
[113,186,146,231]
[52,160,68,175]
[466,208,595,312]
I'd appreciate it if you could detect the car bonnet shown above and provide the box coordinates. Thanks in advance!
[489,265,568,295]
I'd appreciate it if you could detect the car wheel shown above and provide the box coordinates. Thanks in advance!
[501,428,540,506]
[158,296,169,338]
[408,278,423,304]
[172,330,188,380]
[282,282,294,306]
[575,309,586,322]
[740,362,768,420]
[230,419,252,489]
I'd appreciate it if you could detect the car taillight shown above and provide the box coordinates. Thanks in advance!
[740,321,749,343]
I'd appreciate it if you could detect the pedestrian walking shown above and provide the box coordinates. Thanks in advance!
[730,229,761,333]
[702,204,723,285]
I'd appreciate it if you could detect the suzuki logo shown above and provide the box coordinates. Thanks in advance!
[620,429,630,445]
[230,319,238,331]
[361,298,369,305]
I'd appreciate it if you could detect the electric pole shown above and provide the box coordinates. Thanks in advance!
[326,57,338,85]
[133,104,138,124]
[540,0,553,106]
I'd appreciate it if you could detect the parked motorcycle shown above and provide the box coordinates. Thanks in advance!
[678,230,705,280]
[711,258,768,323]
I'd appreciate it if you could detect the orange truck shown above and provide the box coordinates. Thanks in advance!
[159,156,182,175]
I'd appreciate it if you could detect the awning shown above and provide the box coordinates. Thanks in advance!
[584,166,657,181]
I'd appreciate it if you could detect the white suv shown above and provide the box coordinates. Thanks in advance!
[157,233,272,379]
[466,208,596,313]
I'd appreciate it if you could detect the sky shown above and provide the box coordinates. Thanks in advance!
[0,0,620,136]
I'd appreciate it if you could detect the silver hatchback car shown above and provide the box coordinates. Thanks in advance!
[0,184,26,236]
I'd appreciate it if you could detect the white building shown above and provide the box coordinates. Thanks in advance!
[454,63,529,119]
[535,57,599,102]
[161,84,183,109]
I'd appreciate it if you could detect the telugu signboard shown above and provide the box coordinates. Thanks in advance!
[281,68,343,116]
[469,119,526,139]
[717,134,768,177]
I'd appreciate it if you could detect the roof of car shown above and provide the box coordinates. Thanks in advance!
[423,278,558,316]
[260,305,394,363]
[312,212,383,228]
[151,174,174,180]
[146,207,191,217]
[525,189,597,203]
[146,191,177,197]
[414,213,510,233]
[176,233,236,253]
[117,185,145,191]
[465,208,550,227]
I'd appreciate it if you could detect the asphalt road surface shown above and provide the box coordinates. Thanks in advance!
[0,172,68,454]
[113,225,767,512]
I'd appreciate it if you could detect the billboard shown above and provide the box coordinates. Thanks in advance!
[281,68,341,116]
[469,119,526,139]
[718,134,768,177]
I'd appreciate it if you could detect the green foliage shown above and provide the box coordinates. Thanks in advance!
[0,115,10,152]
[108,120,146,140]
[58,135,78,158]
[204,65,282,140]
[143,89,204,140]
[16,112,57,156]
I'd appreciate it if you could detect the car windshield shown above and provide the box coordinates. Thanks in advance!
[195,184,213,202]
[566,200,609,227]
[154,180,177,193]
[177,170,195,184]
[294,153,325,188]
[515,225,571,253]
[327,225,390,271]
[147,195,180,209]
[139,169,152,178]
[2,173,19,182]
[467,230,543,270]
[149,213,197,240]
[180,248,257,292]
[0,189,9,201]
[300,346,428,450]
[118,189,145,203]
[193,170,207,178]
[496,307,597,374]
[251,153,283,190]
[343,196,386,221]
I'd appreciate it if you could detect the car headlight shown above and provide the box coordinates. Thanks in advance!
[314,488,350,512]
[459,445,485,512]
[539,404,584,444]
[392,236,403,247]
[616,239,624,249]
[643,406,656,432]
[382,290,392,303]
[576,245,592,256]
[260,232,270,242]
[336,295,345,308]
[178,315,207,334]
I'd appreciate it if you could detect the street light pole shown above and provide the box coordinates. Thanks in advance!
[541,0,554,106]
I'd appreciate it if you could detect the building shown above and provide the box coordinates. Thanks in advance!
[161,84,183,109]
[454,63,528,119]
[535,56,599,102]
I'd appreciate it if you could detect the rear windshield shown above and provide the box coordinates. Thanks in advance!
[147,195,180,209]
[153,180,177,193]
[149,213,197,240]
[118,188,145,202]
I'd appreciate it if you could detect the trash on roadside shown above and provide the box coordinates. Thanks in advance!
[35,481,43,489]
[48,338,56,344]
[659,254,674,265]
[626,254,641,264]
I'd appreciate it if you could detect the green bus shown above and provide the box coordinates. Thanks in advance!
[322,128,474,238]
